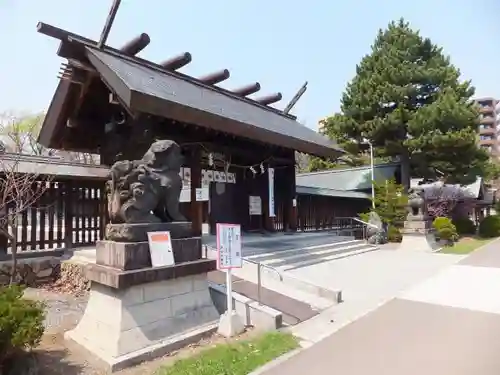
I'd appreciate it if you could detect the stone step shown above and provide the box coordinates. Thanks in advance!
[207,271,319,326]
[280,246,379,271]
[249,241,372,269]
[244,239,362,260]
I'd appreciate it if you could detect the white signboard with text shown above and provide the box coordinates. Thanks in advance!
[196,187,209,201]
[249,196,262,216]
[147,231,175,267]
[268,167,276,217]
[216,223,242,269]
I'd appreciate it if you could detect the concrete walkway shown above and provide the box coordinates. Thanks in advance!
[258,239,500,375]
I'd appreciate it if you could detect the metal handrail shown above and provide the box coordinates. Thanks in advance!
[331,216,376,241]
[351,217,379,228]
[204,244,283,305]
[243,257,283,305]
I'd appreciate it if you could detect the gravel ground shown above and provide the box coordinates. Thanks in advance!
[23,288,88,332]
[20,287,249,374]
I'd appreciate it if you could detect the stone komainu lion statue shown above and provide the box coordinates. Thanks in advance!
[106,140,187,224]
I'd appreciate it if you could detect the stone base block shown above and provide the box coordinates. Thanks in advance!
[86,258,217,289]
[399,232,439,252]
[106,222,193,242]
[65,273,220,372]
[96,238,202,271]
[0,256,60,286]
[402,220,432,231]
[217,310,245,337]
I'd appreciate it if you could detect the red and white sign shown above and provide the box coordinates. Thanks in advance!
[147,231,175,267]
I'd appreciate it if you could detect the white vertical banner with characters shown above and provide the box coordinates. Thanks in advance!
[268,167,275,217]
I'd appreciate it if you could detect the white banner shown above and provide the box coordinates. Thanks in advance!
[268,167,275,217]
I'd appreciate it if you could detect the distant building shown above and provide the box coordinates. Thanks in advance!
[475,97,500,156]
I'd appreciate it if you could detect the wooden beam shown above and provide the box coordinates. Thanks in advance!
[189,148,203,236]
[98,0,122,48]
[231,82,261,97]
[160,52,192,70]
[255,92,282,106]
[119,33,150,56]
[198,69,230,85]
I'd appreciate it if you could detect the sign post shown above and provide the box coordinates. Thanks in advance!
[216,223,244,337]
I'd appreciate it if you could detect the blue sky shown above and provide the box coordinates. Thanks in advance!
[0,0,498,130]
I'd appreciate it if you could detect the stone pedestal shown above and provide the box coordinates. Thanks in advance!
[65,223,219,372]
[399,215,439,252]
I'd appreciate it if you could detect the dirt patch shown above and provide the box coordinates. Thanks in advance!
[40,262,90,297]
[33,328,255,375]
[23,287,256,374]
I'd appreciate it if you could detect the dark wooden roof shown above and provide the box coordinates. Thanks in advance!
[37,23,344,159]
[0,153,108,180]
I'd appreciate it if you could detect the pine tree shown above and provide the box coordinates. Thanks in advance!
[321,18,489,189]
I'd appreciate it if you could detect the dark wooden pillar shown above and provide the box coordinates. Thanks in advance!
[64,181,74,249]
[190,148,203,236]
[284,164,297,232]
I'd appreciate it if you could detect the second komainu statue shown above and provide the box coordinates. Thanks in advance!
[106,140,187,224]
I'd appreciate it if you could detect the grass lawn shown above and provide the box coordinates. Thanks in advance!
[155,331,299,375]
[440,237,495,255]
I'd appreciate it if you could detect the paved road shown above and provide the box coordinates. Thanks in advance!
[259,239,500,375]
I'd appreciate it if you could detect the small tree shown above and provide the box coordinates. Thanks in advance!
[0,112,100,164]
[321,18,490,190]
[0,112,46,155]
[421,182,476,219]
[361,178,407,227]
[0,156,51,284]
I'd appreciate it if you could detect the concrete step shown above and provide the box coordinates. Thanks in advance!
[207,271,319,326]
[281,246,378,271]
[244,239,361,260]
[64,248,97,265]
[230,263,335,311]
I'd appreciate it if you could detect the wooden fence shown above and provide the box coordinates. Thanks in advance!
[1,183,371,254]
[296,194,370,231]
[1,179,107,254]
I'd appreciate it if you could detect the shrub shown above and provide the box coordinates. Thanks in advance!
[478,215,500,238]
[387,225,402,243]
[432,217,458,243]
[433,217,453,231]
[438,227,458,244]
[0,285,45,366]
[452,217,476,235]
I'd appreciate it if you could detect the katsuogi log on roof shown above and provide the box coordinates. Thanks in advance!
[36,22,344,159]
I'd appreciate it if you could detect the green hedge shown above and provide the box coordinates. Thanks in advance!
[478,215,500,238]
[433,217,458,243]
[452,217,476,235]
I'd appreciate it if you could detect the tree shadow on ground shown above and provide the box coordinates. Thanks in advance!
[4,348,84,375]
[34,348,85,375]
